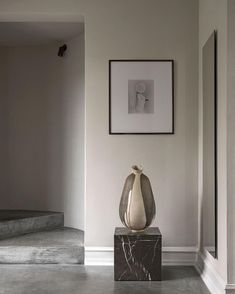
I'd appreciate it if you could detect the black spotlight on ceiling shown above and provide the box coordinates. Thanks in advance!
[58,44,67,57]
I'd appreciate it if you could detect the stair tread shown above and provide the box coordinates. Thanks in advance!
[0,227,84,247]
[0,226,84,264]
[0,210,63,222]
[0,210,64,241]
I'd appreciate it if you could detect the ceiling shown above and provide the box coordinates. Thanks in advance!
[0,22,84,46]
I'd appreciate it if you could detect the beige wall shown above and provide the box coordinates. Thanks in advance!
[0,34,85,230]
[0,0,199,248]
[199,0,228,282]
[84,0,199,247]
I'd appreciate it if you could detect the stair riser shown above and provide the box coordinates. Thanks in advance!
[0,246,84,264]
[0,214,64,240]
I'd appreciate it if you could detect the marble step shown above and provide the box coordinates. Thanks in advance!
[0,227,84,264]
[0,210,64,240]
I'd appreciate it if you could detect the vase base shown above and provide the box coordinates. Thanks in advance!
[130,229,145,233]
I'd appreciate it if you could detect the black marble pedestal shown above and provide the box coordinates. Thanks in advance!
[114,227,162,281]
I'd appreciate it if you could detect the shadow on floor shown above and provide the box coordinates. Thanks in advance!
[161,265,200,281]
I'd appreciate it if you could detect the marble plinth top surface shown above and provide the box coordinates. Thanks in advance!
[115,227,161,236]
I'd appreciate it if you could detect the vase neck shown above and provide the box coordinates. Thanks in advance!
[132,165,143,175]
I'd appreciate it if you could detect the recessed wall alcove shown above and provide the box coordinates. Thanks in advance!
[0,21,85,231]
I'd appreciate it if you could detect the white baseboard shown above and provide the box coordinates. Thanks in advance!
[162,246,198,266]
[195,251,226,294]
[85,247,114,266]
[226,284,235,294]
[85,246,198,266]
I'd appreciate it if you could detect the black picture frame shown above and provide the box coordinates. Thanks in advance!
[109,59,174,135]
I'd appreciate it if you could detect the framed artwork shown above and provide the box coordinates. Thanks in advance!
[109,60,174,134]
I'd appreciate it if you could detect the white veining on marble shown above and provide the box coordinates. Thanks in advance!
[118,269,128,281]
[118,235,160,280]
[151,238,159,264]
[121,237,132,273]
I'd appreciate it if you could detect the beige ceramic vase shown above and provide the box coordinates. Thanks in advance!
[119,165,156,232]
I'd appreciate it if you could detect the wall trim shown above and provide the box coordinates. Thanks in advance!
[226,284,235,290]
[162,246,198,252]
[195,251,226,294]
[85,247,114,266]
[226,284,235,294]
[85,246,198,266]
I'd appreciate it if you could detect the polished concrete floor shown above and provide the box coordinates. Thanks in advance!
[0,265,210,294]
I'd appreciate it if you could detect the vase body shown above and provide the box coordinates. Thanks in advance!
[119,166,156,232]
